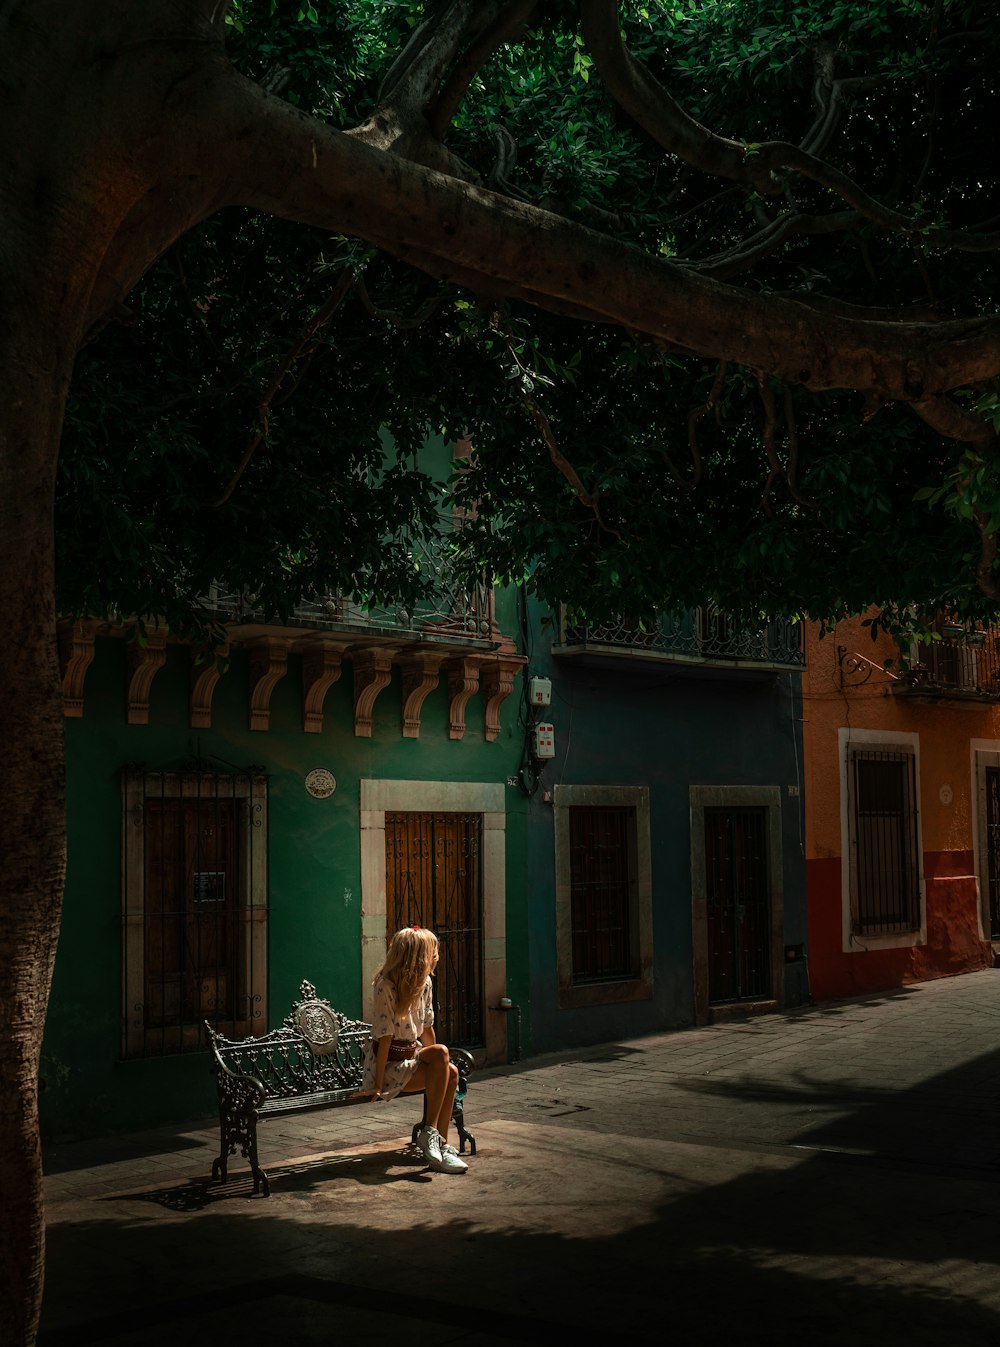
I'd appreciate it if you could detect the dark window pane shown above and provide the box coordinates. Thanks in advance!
[569,806,636,984]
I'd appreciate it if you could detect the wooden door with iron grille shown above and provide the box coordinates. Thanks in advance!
[144,798,240,1030]
[384,811,483,1047]
[704,806,771,1004]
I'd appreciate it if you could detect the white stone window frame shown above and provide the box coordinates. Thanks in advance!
[839,728,925,953]
[553,784,654,1010]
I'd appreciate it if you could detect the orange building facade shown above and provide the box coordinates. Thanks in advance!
[803,617,999,1001]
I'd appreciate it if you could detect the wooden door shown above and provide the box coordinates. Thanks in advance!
[384,812,483,1047]
[144,798,240,1029]
[705,806,771,1004]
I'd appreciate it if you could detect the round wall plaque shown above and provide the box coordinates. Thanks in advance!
[305,769,337,799]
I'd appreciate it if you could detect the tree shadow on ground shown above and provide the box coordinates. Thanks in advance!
[40,1050,1000,1347]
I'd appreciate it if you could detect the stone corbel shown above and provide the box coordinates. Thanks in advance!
[352,647,398,737]
[58,619,100,718]
[247,637,291,732]
[302,641,345,734]
[445,656,481,741]
[126,628,168,725]
[190,641,230,729]
[481,656,526,742]
[399,651,446,739]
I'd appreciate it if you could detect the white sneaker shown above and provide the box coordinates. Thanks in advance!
[431,1141,469,1174]
[415,1126,443,1165]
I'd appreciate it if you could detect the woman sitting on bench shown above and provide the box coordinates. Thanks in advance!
[361,925,468,1175]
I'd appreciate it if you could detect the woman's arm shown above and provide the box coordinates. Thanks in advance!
[419,1025,436,1047]
[372,1034,391,1097]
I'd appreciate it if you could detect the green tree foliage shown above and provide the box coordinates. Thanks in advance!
[58,0,1000,638]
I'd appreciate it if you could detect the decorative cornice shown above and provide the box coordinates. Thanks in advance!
[190,641,230,729]
[445,656,481,741]
[301,641,346,734]
[247,637,291,732]
[481,655,526,742]
[398,651,446,738]
[352,647,399,737]
[126,629,168,725]
[58,619,100,718]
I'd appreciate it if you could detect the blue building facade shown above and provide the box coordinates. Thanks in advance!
[516,601,808,1057]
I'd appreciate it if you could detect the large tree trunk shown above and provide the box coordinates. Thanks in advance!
[0,325,73,1344]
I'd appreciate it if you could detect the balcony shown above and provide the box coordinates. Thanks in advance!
[552,605,804,672]
[58,521,525,738]
[202,522,497,650]
[895,620,1000,703]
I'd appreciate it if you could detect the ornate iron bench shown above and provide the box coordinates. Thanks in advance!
[204,979,476,1196]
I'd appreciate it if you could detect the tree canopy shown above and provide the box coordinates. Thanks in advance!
[59,0,1000,639]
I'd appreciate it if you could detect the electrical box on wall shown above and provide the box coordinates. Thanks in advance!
[532,722,556,759]
[528,676,552,706]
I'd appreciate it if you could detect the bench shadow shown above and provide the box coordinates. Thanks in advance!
[108,1143,436,1211]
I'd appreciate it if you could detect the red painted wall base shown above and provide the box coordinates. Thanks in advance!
[806,851,992,1002]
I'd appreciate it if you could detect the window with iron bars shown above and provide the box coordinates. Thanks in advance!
[847,746,921,936]
[568,805,638,983]
[121,768,268,1058]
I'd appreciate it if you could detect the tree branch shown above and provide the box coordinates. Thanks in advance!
[428,0,539,137]
[911,395,998,447]
[210,267,356,507]
[212,69,1000,406]
[522,392,622,541]
[580,0,1000,252]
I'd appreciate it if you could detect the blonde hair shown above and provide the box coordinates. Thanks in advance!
[374,927,439,1018]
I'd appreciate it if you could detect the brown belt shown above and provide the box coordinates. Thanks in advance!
[385,1039,418,1061]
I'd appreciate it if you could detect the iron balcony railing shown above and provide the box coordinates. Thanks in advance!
[899,620,1000,700]
[203,522,496,645]
[553,605,804,669]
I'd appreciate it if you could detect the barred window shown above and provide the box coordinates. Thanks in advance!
[848,747,920,936]
[122,769,268,1058]
[568,805,638,984]
[554,785,653,1009]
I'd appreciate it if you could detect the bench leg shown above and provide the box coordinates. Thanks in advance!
[247,1122,270,1197]
[453,1097,476,1156]
[212,1098,270,1196]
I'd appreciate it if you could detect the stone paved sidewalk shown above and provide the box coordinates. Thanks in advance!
[39,969,1000,1346]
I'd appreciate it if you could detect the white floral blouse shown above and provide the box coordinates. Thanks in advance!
[360,975,434,1100]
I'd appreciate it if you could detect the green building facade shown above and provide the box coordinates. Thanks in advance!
[44,580,528,1138]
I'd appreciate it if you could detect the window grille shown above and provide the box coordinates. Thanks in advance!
[122,768,268,1058]
[569,806,637,983]
[848,747,920,935]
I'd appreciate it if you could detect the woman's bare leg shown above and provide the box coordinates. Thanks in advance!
[402,1045,450,1134]
[435,1062,459,1144]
